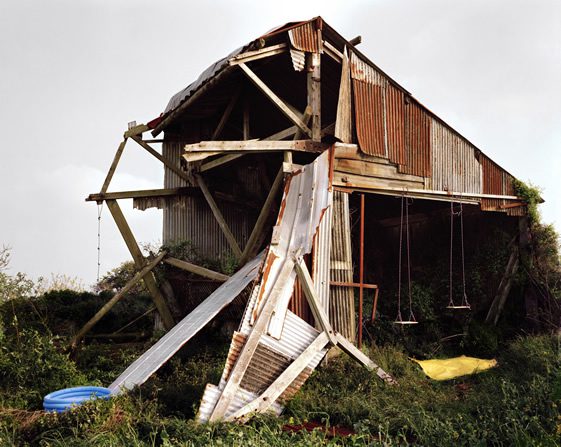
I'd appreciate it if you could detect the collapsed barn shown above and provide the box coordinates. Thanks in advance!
[80,17,531,422]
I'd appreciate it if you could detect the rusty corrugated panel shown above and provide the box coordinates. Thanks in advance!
[386,84,406,165]
[399,101,431,177]
[312,203,332,314]
[329,191,355,343]
[288,20,322,53]
[288,276,311,323]
[352,80,386,157]
[430,119,481,194]
[480,153,504,211]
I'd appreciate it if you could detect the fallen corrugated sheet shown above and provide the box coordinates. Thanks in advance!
[108,252,264,393]
[198,152,332,422]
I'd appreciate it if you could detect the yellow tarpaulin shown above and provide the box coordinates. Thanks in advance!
[412,355,498,381]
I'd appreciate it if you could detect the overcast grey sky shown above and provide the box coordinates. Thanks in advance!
[1,0,559,287]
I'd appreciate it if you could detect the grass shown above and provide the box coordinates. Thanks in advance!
[0,332,559,446]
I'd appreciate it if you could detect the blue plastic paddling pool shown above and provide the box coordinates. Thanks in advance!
[43,386,112,412]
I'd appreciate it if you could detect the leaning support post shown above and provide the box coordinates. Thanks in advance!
[307,52,321,141]
[100,138,127,194]
[70,251,166,349]
[239,167,284,265]
[195,174,243,259]
[105,200,175,330]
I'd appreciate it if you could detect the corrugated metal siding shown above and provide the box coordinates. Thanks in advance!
[352,80,386,157]
[329,191,355,343]
[162,139,253,260]
[386,84,406,165]
[288,20,321,53]
[399,101,431,177]
[312,204,332,314]
[431,120,481,194]
[480,153,517,212]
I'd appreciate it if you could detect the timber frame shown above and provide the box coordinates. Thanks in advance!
[81,16,533,421]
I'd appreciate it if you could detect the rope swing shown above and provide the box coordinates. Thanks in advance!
[395,195,417,325]
[447,201,471,310]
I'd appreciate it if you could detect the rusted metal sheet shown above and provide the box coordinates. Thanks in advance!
[288,19,322,53]
[197,152,332,422]
[289,49,305,71]
[480,153,511,211]
[329,191,355,342]
[386,84,406,165]
[431,120,481,194]
[288,276,311,323]
[312,203,332,315]
[399,101,431,177]
[352,80,386,157]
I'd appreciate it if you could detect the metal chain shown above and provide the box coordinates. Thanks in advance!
[460,202,470,307]
[96,202,104,283]
[449,201,455,307]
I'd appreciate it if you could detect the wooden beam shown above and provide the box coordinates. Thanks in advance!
[124,124,150,138]
[70,252,166,349]
[200,154,244,172]
[209,259,295,421]
[335,333,396,384]
[226,331,331,422]
[295,258,337,345]
[105,200,175,330]
[238,62,312,137]
[293,105,313,141]
[184,140,327,154]
[131,136,191,184]
[243,98,250,140]
[335,48,352,143]
[86,187,196,202]
[195,174,243,259]
[323,41,342,63]
[306,52,321,141]
[239,167,283,265]
[229,43,287,65]
[163,257,230,282]
[100,139,127,194]
[348,35,362,46]
[212,88,240,140]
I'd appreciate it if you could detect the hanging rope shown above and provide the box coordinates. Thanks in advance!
[395,195,417,324]
[448,200,470,309]
[96,202,104,283]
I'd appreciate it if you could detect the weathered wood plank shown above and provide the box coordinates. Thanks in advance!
[335,158,426,183]
[335,48,352,143]
[100,139,127,194]
[131,136,191,183]
[294,258,337,345]
[229,43,287,65]
[184,140,327,153]
[87,187,196,202]
[335,333,396,384]
[195,174,243,259]
[212,88,241,140]
[106,200,175,330]
[164,257,230,282]
[238,63,312,137]
[307,52,321,141]
[124,124,150,138]
[71,252,166,349]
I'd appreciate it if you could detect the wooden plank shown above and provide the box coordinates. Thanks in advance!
[70,252,166,349]
[323,40,343,63]
[335,158,426,183]
[293,105,313,141]
[334,48,352,143]
[87,187,196,202]
[335,333,396,384]
[106,200,175,330]
[226,331,331,422]
[229,43,287,65]
[212,88,241,140]
[124,124,150,138]
[131,136,191,184]
[100,139,127,194]
[184,140,327,153]
[238,63,312,137]
[485,242,519,325]
[307,52,321,141]
[195,174,243,259]
[164,257,230,282]
[294,258,337,345]
[239,167,284,266]
[209,259,296,422]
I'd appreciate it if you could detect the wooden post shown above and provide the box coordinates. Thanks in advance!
[100,139,127,194]
[358,194,365,349]
[212,88,240,140]
[307,52,321,141]
[195,174,243,259]
[70,251,166,349]
[334,48,352,143]
[105,199,175,330]
[239,167,284,265]
[131,136,191,184]
[243,98,250,140]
